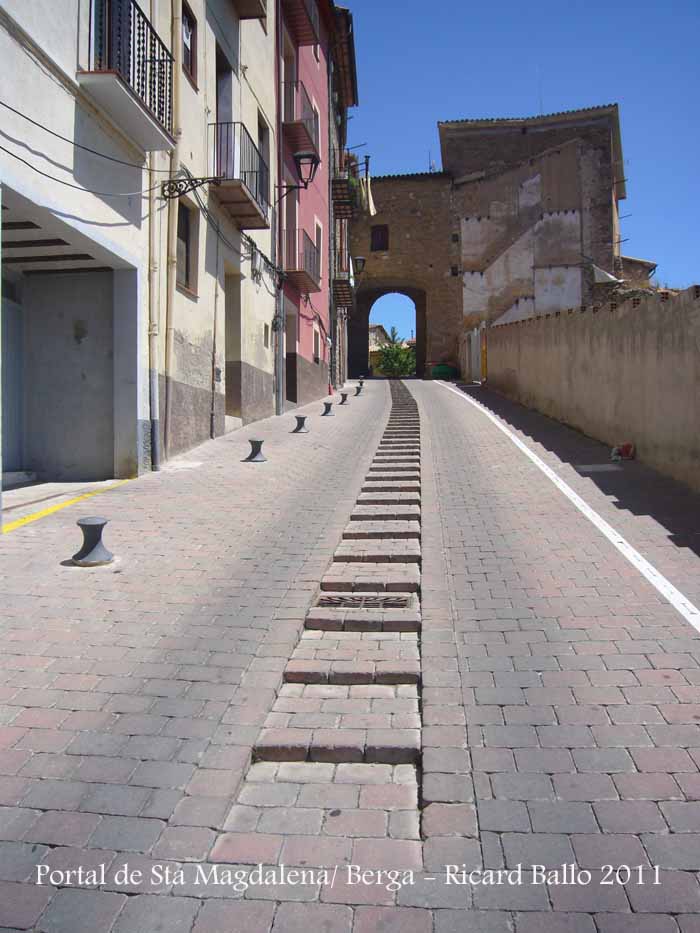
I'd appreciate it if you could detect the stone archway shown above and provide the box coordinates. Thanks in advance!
[349,285,427,378]
[348,172,464,380]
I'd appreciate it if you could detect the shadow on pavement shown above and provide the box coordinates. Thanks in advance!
[454,381,700,560]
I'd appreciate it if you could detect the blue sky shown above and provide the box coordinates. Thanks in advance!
[349,0,700,340]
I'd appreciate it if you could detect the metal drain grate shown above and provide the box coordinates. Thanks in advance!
[317,594,412,609]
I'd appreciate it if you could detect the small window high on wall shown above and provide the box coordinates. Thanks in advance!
[182,3,197,85]
[371,225,389,251]
[177,203,197,293]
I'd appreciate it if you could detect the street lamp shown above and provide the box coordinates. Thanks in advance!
[277,151,321,202]
[293,151,320,188]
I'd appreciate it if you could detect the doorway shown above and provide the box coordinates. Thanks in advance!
[1,289,24,473]
[225,271,242,420]
[285,298,298,403]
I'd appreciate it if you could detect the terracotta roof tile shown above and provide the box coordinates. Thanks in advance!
[438,103,618,126]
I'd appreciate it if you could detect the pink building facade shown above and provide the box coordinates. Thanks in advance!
[278,0,333,406]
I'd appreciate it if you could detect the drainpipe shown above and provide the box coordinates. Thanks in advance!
[274,0,285,416]
[163,0,182,459]
[327,45,335,391]
[210,223,220,438]
[148,151,161,471]
[145,0,162,471]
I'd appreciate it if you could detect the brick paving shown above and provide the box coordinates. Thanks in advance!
[415,379,700,931]
[2,378,700,929]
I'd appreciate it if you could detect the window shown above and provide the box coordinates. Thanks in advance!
[264,323,270,349]
[182,3,197,85]
[371,224,389,252]
[257,114,270,203]
[312,106,320,151]
[315,222,323,281]
[313,328,320,363]
[177,203,194,291]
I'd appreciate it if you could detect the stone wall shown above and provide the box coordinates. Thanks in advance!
[350,174,463,375]
[349,109,622,380]
[487,287,700,492]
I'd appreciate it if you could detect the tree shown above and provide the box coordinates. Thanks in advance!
[376,328,416,377]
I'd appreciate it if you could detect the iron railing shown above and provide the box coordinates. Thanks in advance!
[283,229,320,285]
[90,0,173,133]
[282,80,319,152]
[335,244,351,276]
[282,0,320,43]
[332,148,359,178]
[210,122,270,216]
[304,0,320,40]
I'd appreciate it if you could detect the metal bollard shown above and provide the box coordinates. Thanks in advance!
[243,439,267,462]
[355,386,363,396]
[292,415,309,433]
[321,401,334,417]
[72,517,114,567]
[339,392,349,405]
[359,379,364,387]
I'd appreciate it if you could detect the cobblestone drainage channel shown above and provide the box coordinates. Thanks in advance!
[211,380,425,871]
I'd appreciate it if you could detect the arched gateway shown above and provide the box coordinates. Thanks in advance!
[349,285,427,378]
[348,171,463,379]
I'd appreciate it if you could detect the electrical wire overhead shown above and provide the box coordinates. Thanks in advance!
[0,143,161,198]
[0,98,173,172]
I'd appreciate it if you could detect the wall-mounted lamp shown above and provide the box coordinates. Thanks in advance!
[294,151,320,187]
[353,256,366,276]
[276,151,321,202]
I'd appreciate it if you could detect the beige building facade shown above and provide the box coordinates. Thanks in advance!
[1,0,359,508]
[160,0,278,455]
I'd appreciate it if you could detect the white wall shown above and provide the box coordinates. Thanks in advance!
[534,267,582,314]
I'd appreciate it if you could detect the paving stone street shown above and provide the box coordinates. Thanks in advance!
[2,379,700,932]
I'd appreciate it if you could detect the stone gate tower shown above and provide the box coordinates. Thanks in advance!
[349,105,627,379]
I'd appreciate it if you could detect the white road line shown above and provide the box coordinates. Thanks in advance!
[436,381,700,630]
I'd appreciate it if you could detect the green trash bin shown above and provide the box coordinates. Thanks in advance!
[430,363,460,380]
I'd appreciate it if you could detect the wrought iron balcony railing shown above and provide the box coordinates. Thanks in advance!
[332,148,361,178]
[283,229,321,292]
[89,0,173,134]
[211,122,270,218]
[333,244,354,306]
[331,149,364,217]
[335,246,351,275]
[281,0,320,45]
[303,0,320,43]
[282,81,319,154]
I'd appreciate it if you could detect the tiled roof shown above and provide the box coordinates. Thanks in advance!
[438,104,618,126]
[372,171,449,181]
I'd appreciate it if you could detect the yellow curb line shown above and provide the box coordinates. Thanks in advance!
[2,479,132,534]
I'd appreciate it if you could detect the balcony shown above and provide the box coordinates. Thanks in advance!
[234,0,267,18]
[282,0,320,45]
[333,247,354,307]
[282,81,319,155]
[78,0,174,152]
[332,149,360,219]
[210,123,270,230]
[283,229,321,293]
